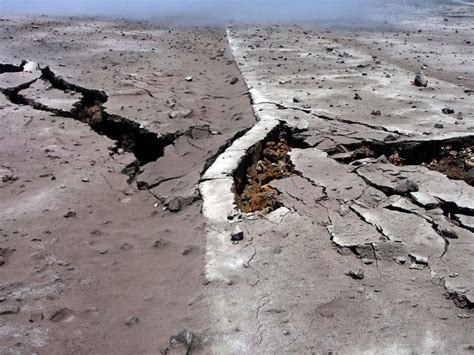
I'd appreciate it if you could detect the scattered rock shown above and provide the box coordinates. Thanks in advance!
[153,239,169,249]
[394,256,407,265]
[164,329,197,355]
[29,312,44,322]
[347,269,364,280]
[394,180,418,194]
[230,77,238,85]
[231,226,244,241]
[227,209,242,221]
[442,108,454,115]
[182,246,195,256]
[414,72,428,87]
[63,211,77,218]
[434,123,444,129]
[185,76,193,82]
[0,167,18,183]
[295,119,309,132]
[408,253,429,265]
[371,110,381,116]
[167,196,184,213]
[353,93,362,100]
[383,133,399,142]
[409,263,425,270]
[169,109,193,119]
[125,316,139,326]
[0,305,20,315]
[50,308,75,322]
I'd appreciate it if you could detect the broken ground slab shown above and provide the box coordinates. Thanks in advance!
[356,159,474,214]
[19,78,82,113]
[0,19,261,354]
[227,26,473,139]
[198,23,473,353]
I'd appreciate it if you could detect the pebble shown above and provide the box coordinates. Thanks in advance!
[409,253,429,265]
[168,109,193,119]
[125,316,139,326]
[153,239,169,249]
[185,76,193,82]
[347,269,364,280]
[394,256,407,265]
[231,226,244,241]
[167,197,183,213]
[63,211,77,218]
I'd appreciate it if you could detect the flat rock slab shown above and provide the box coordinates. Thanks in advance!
[0,71,40,89]
[20,79,82,112]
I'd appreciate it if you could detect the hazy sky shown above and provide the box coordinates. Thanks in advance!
[0,0,439,24]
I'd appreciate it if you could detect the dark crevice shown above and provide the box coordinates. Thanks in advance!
[333,136,474,186]
[1,64,193,185]
[199,126,251,179]
[262,100,404,135]
[0,61,26,74]
[349,204,390,241]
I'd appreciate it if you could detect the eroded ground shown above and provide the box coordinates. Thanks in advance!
[200,9,474,355]
[0,5,473,355]
[0,17,255,354]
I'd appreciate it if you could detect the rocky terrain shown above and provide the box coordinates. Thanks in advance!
[0,3,473,354]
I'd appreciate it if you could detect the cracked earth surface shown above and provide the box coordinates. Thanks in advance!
[1,5,473,355]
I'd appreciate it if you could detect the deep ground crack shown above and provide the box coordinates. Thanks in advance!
[1,64,195,185]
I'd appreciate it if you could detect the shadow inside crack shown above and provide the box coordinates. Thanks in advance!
[330,137,474,186]
[1,64,191,184]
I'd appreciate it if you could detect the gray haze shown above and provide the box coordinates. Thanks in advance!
[0,0,455,25]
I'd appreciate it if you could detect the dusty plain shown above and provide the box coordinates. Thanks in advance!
[0,1,473,354]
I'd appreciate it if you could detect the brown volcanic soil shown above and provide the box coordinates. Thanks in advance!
[0,17,255,354]
[236,129,293,214]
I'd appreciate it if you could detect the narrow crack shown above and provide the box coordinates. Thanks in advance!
[349,204,390,240]
[258,100,405,135]
[336,136,474,186]
[1,64,194,186]
[385,204,450,259]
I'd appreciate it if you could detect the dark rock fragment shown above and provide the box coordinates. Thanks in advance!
[347,269,364,280]
[164,329,198,355]
[231,226,244,241]
[414,72,428,87]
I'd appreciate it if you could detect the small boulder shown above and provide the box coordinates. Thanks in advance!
[414,72,428,87]
[231,226,244,241]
